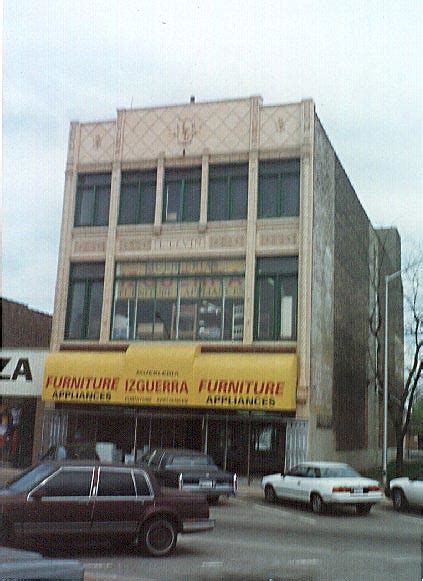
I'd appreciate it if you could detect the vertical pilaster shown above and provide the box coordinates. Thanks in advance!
[50,122,80,350]
[243,96,262,344]
[154,155,165,234]
[296,99,315,416]
[100,110,125,342]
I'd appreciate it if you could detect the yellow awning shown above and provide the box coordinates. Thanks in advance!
[43,346,297,412]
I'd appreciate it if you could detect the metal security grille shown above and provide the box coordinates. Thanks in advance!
[41,409,68,454]
[284,419,308,470]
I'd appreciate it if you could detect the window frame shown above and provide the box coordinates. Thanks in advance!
[254,256,298,341]
[111,259,245,342]
[258,159,300,219]
[208,163,249,221]
[65,263,105,340]
[74,173,112,227]
[29,467,95,499]
[118,170,157,225]
[163,167,201,223]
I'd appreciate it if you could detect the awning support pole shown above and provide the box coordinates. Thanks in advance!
[223,414,228,471]
[132,416,138,458]
[247,412,252,486]
[204,415,209,454]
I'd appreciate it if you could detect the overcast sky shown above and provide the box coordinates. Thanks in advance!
[2,0,422,314]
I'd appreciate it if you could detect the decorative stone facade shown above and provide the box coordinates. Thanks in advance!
[50,96,402,470]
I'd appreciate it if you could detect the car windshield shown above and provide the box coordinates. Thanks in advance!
[170,455,215,467]
[6,464,56,493]
[321,466,361,478]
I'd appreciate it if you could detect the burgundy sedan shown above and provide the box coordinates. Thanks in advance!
[0,461,214,557]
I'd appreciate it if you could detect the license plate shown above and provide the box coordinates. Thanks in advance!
[199,479,214,488]
[353,488,363,494]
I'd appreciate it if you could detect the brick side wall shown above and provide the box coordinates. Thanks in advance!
[1,298,52,348]
[310,118,335,434]
[333,159,371,451]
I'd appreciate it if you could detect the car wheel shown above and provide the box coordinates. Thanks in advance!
[310,493,325,514]
[140,518,177,557]
[392,488,408,512]
[356,504,372,516]
[264,485,277,503]
[207,495,220,505]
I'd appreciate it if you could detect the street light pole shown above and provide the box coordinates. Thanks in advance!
[382,270,402,489]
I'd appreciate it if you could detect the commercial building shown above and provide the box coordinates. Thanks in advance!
[1,298,52,467]
[42,96,403,475]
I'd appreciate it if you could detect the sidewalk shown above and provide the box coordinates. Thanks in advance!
[236,477,263,502]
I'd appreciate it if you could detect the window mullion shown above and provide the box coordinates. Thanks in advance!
[278,174,283,217]
[136,180,142,223]
[275,276,281,340]
[83,280,91,339]
[93,185,98,225]
[227,176,232,220]
[180,179,185,222]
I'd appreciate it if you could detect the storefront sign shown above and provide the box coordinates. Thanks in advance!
[43,345,297,412]
[1,350,48,396]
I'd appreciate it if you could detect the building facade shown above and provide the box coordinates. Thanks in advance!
[42,96,403,475]
[1,298,52,467]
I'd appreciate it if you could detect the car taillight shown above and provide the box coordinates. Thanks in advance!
[234,473,238,492]
[178,473,183,490]
[332,486,353,493]
[368,485,382,492]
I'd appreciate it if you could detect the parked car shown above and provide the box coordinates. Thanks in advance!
[261,461,383,515]
[389,473,423,511]
[0,461,214,557]
[39,443,99,461]
[140,447,237,504]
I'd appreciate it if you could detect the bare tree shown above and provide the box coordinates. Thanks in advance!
[393,263,422,474]
[368,234,422,476]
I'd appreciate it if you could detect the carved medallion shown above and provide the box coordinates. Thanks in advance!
[175,118,196,145]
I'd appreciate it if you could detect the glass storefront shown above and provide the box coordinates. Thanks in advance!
[43,406,292,477]
[112,259,245,342]
[0,397,37,468]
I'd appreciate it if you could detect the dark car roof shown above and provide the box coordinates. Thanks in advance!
[149,448,210,457]
[36,460,153,471]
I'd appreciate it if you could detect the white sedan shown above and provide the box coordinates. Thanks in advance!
[389,474,423,511]
[261,461,383,515]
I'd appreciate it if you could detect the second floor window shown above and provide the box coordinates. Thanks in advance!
[118,170,156,225]
[65,263,104,340]
[254,256,298,341]
[111,259,245,342]
[163,167,201,223]
[258,159,300,218]
[74,173,111,227]
[208,163,248,221]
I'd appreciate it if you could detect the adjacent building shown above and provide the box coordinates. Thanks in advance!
[41,96,403,475]
[1,298,52,467]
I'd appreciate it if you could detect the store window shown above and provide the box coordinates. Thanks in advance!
[258,159,300,218]
[74,173,111,227]
[65,263,105,340]
[254,256,298,341]
[208,163,248,221]
[111,259,245,341]
[118,170,156,225]
[163,167,201,223]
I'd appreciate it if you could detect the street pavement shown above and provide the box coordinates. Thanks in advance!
[1,466,402,581]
